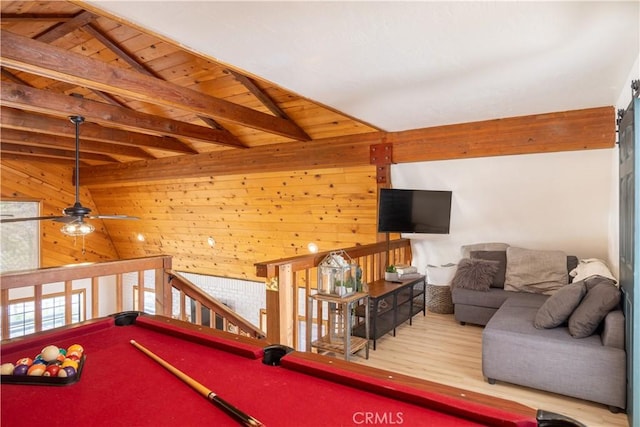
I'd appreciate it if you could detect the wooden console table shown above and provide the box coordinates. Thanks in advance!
[306,292,369,361]
[353,275,426,350]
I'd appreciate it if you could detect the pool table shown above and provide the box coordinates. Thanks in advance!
[1,312,582,426]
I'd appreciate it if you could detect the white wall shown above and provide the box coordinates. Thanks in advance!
[392,149,617,276]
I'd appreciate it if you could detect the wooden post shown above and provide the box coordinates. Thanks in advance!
[64,280,72,325]
[279,263,294,347]
[1,288,9,338]
[91,276,99,318]
[155,269,165,316]
[137,270,144,312]
[116,274,123,313]
[34,284,43,332]
[370,142,394,270]
[265,263,294,346]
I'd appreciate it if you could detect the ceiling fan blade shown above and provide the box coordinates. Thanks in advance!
[0,215,66,223]
[90,215,140,220]
[53,216,82,224]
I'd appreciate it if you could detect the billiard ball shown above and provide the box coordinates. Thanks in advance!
[1,363,15,375]
[57,366,76,377]
[15,357,33,367]
[67,344,84,354]
[61,359,78,370]
[66,351,81,361]
[27,364,46,376]
[32,358,47,366]
[43,365,60,377]
[41,345,61,362]
[13,365,28,376]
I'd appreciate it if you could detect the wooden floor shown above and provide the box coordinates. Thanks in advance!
[352,310,629,427]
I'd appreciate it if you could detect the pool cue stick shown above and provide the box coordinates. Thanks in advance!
[130,340,264,427]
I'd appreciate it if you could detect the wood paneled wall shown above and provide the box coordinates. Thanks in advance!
[0,159,119,266]
[87,165,380,280]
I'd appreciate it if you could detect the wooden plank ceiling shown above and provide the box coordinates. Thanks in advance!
[0,1,379,168]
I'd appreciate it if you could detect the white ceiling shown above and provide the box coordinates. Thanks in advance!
[90,1,639,132]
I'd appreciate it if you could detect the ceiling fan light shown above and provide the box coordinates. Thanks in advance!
[61,222,95,236]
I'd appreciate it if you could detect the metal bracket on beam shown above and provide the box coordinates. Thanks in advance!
[370,143,393,183]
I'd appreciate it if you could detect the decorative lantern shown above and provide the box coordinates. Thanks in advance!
[317,250,360,297]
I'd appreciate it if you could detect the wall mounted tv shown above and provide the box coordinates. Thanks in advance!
[377,188,452,234]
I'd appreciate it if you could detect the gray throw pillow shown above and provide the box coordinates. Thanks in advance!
[583,274,617,290]
[534,281,587,329]
[568,281,621,338]
[470,250,506,288]
[451,258,499,291]
[504,247,568,295]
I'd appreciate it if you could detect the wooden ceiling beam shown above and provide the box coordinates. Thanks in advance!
[81,23,243,146]
[1,107,196,155]
[1,82,240,148]
[0,128,155,160]
[227,69,312,140]
[78,106,614,186]
[81,23,157,77]
[0,30,310,142]
[0,14,75,23]
[227,70,287,120]
[0,153,78,165]
[34,10,98,43]
[81,132,383,186]
[0,142,117,163]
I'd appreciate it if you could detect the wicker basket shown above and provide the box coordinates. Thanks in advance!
[425,284,453,314]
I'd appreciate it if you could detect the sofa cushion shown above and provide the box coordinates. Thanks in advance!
[534,281,587,329]
[470,250,506,288]
[504,247,568,295]
[451,287,513,309]
[568,278,621,338]
[483,297,627,409]
[451,258,499,291]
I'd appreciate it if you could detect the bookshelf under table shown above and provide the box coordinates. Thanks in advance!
[353,275,426,350]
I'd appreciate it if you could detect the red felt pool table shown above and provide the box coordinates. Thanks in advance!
[1,312,582,427]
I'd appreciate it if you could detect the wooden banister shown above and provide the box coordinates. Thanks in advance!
[255,238,412,347]
[0,256,265,341]
[168,271,265,339]
[0,256,172,289]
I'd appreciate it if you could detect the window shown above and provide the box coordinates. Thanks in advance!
[0,200,40,272]
[6,291,85,339]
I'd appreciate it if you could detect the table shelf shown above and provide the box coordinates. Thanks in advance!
[311,335,369,356]
[306,292,369,361]
[353,276,426,350]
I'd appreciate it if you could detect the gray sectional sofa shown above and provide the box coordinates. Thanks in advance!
[483,292,626,412]
[451,255,577,325]
[449,243,626,412]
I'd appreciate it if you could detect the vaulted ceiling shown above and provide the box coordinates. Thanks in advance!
[90,1,638,131]
[0,1,377,167]
[1,1,637,172]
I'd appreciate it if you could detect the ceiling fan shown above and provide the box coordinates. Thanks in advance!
[0,116,139,236]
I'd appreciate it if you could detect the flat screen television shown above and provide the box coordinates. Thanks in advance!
[377,188,452,234]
